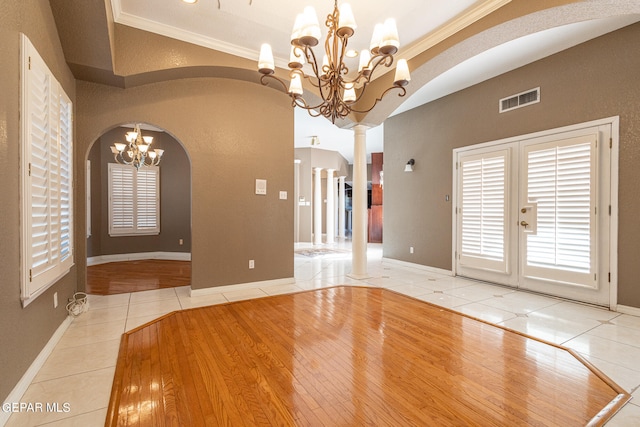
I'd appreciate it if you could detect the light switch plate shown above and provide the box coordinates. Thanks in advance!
[255,179,267,195]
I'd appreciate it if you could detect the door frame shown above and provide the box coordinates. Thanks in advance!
[451,116,619,309]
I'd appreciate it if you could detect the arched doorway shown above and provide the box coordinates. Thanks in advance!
[84,123,192,294]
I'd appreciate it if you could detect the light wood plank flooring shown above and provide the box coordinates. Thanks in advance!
[86,260,191,295]
[106,286,629,426]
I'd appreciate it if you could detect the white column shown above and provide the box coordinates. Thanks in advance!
[338,176,346,239]
[325,169,335,244]
[313,167,323,245]
[294,159,301,243]
[334,177,339,238]
[351,125,369,277]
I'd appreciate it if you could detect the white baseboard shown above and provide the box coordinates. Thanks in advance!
[189,277,296,297]
[382,257,453,276]
[0,316,73,427]
[616,304,640,317]
[87,252,191,266]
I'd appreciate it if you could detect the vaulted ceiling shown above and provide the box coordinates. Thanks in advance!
[49,0,640,162]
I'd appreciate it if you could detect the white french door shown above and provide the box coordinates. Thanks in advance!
[455,120,614,306]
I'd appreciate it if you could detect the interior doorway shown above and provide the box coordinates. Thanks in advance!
[85,124,192,294]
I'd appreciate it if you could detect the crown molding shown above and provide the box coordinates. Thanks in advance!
[399,0,512,61]
[112,5,260,63]
[111,0,512,76]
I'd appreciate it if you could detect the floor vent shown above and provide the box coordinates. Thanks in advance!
[499,87,540,113]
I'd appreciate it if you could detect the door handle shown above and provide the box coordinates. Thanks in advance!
[520,220,529,228]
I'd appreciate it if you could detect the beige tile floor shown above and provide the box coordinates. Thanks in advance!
[5,243,640,426]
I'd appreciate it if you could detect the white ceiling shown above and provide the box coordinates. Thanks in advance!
[113,0,640,163]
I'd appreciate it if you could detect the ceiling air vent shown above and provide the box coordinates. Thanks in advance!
[499,87,540,113]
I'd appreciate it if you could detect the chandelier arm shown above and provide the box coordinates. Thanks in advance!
[304,48,335,103]
[298,65,328,90]
[260,73,289,93]
[291,95,328,112]
[337,36,349,79]
[348,85,407,115]
[304,46,322,79]
[368,54,395,76]
[346,54,393,90]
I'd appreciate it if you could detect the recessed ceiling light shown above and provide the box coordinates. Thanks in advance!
[182,0,198,4]
[346,49,359,58]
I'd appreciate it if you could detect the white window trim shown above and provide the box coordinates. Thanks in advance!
[108,163,160,237]
[87,160,91,238]
[20,34,74,307]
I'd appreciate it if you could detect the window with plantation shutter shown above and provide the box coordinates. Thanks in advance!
[109,163,160,236]
[21,34,74,306]
[458,150,508,273]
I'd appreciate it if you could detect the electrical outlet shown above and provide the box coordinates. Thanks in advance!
[53,292,58,308]
[179,238,184,245]
[410,246,414,254]
[249,260,255,269]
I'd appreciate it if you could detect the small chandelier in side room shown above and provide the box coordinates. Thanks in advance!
[110,124,164,170]
[257,0,410,124]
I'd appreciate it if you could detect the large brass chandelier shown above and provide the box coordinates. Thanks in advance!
[110,124,164,170]
[257,0,410,123]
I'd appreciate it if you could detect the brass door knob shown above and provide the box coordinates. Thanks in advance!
[520,221,529,227]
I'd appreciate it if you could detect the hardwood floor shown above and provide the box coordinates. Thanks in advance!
[86,260,191,295]
[106,287,629,426]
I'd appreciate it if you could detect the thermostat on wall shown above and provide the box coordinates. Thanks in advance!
[255,179,267,195]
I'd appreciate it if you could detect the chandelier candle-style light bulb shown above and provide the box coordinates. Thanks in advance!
[358,49,371,74]
[337,3,356,37]
[394,59,411,86]
[257,0,410,123]
[299,6,321,46]
[289,73,304,95]
[258,43,275,74]
[370,23,384,53]
[380,18,399,54]
[343,84,356,103]
[289,46,304,69]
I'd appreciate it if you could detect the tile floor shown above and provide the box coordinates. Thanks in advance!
[4,243,640,426]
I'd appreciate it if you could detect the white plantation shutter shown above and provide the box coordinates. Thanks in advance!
[136,168,159,231]
[459,150,508,273]
[21,34,74,305]
[59,93,73,262]
[28,58,53,280]
[523,136,596,286]
[109,164,160,236]
[109,164,135,233]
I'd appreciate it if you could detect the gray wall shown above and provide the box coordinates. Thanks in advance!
[0,0,77,403]
[87,127,191,258]
[384,22,640,308]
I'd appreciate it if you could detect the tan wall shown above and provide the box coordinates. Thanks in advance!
[0,0,77,402]
[75,78,294,290]
[384,23,640,308]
